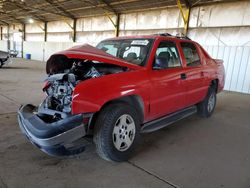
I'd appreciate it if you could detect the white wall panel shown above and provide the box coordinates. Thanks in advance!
[78,18,92,31]
[136,11,161,29]
[44,42,74,61]
[22,41,81,61]
[204,45,250,94]
[2,26,8,34]
[92,16,115,31]
[47,20,73,32]
[23,41,44,61]
[120,13,137,30]
[47,32,72,42]
[77,16,116,32]
[119,28,181,36]
[190,2,250,28]
[120,8,183,31]
[0,41,8,51]
[189,27,250,46]
[77,31,114,46]
[26,33,44,42]
[9,24,22,33]
[26,23,44,33]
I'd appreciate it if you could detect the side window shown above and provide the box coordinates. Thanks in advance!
[181,42,201,67]
[123,46,140,58]
[153,41,181,69]
[121,46,143,65]
[100,44,118,56]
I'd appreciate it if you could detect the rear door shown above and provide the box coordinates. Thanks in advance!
[179,42,208,106]
[149,41,187,119]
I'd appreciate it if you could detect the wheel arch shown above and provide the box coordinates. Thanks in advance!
[102,95,144,123]
[210,79,219,93]
[89,95,145,132]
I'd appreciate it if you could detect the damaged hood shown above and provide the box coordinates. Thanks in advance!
[53,44,142,70]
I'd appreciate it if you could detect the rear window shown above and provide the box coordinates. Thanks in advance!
[181,42,201,67]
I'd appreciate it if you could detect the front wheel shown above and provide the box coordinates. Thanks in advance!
[197,86,217,118]
[94,103,140,162]
[0,60,3,68]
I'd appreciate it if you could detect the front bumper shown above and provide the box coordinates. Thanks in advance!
[18,104,88,156]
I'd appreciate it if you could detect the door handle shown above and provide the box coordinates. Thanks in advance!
[181,73,187,80]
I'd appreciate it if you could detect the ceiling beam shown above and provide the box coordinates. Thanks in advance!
[31,8,71,18]
[77,0,113,14]
[0,19,9,25]
[0,10,24,24]
[6,1,46,22]
[8,4,73,19]
[66,0,173,13]
[97,0,118,14]
[44,0,75,19]
[183,0,191,7]
[191,0,202,7]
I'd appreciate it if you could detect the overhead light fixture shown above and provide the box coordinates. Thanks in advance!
[28,18,34,24]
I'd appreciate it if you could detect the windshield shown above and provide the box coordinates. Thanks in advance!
[96,39,154,66]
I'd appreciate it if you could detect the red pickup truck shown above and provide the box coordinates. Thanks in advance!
[18,34,225,161]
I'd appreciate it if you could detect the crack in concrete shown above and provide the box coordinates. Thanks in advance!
[0,93,20,105]
[0,176,8,188]
[0,112,17,116]
[128,161,179,188]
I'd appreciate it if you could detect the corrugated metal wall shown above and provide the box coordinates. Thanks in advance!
[204,45,250,94]
[188,2,250,94]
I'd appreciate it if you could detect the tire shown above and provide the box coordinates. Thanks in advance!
[0,60,3,68]
[197,86,217,118]
[94,103,141,162]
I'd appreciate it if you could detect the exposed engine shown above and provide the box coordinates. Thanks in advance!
[43,73,75,114]
[40,58,127,119]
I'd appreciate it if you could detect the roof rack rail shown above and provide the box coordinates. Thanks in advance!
[155,33,173,37]
[154,33,191,40]
[175,33,191,40]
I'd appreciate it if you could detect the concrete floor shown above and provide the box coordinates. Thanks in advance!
[0,58,250,188]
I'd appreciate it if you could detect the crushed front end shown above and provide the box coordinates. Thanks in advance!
[18,71,93,156]
[18,52,128,156]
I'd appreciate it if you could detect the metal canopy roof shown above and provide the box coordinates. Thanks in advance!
[0,0,239,25]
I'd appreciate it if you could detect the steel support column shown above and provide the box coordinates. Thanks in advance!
[115,14,120,37]
[73,19,77,42]
[23,24,26,41]
[7,25,10,50]
[44,21,48,42]
[105,13,120,37]
[177,0,191,35]
[0,27,2,40]
[22,24,26,58]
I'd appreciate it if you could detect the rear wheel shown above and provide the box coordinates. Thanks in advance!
[94,103,140,162]
[197,86,217,118]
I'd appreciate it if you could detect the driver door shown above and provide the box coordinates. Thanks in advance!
[149,41,187,119]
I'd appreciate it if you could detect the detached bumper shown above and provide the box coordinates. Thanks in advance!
[18,104,87,156]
